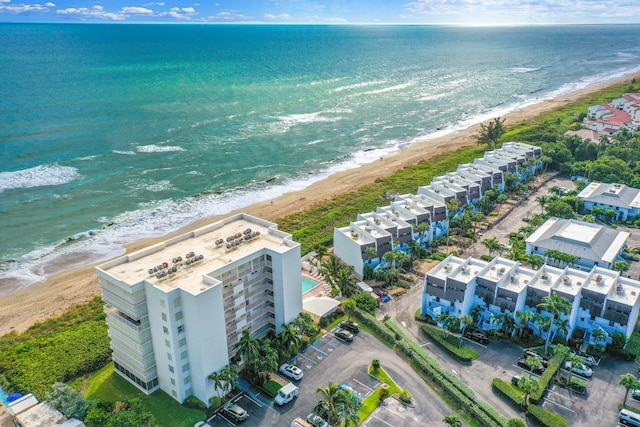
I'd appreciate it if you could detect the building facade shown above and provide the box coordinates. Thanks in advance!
[96,213,302,405]
[577,182,640,221]
[422,255,640,345]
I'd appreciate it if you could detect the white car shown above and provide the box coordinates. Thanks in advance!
[279,363,304,381]
[307,413,328,427]
[563,361,592,378]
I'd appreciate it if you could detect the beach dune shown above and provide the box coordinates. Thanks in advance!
[1,73,638,337]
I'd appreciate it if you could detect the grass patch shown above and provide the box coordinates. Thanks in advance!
[79,363,204,427]
[368,365,401,395]
[419,324,479,363]
[263,379,283,397]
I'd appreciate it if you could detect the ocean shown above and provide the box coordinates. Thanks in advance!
[1,23,640,294]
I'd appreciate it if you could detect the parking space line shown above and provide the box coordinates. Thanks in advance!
[316,337,337,348]
[353,378,374,391]
[310,344,328,356]
[370,413,395,427]
[543,398,575,413]
[242,394,263,408]
[297,352,318,364]
[462,337,487,348]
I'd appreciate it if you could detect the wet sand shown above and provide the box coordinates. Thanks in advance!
[1,72,638,337]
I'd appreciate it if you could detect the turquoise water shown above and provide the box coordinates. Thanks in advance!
[302,277,322,294]
[1,24,640,293]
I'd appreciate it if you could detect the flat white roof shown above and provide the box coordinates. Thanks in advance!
[98,214,298,294]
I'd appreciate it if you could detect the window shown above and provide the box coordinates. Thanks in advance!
[179,338,186,347]
[163,326,169,334]
[173,298,181,308]
[161,313,167,322]
[171,378,175,385]
[172,389,177,397]
[177,325,184,334]
[184,376,191,385]
[175,311,183,321]
[165,339,171,348]
[167,353,172,361]
[181,351,188,360]
[160,300,166,308]
[168,365,174,373]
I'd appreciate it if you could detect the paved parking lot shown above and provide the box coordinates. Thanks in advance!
[204,326,455,427]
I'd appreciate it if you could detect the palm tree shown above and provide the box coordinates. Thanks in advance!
[220,363,239,395]
[278,322,302,358]
[537,294,571,354]
[482,237,502,257]
[342,299,356,321]
[507,245,524,262]
[208,371,225,396]
[525,356,542,378]
[620,373,640,407]
[556,318,570,342]
[526,254,545,270]
[515,310,533,340]
[313,246,328,269]
[335,266,357,297]
[382,251,397,272]
[519,377,540,407]
[536,195,550,214]
[460,315,474,335]
[446,199,461,252]
[490,312,505,336]
[443,415,462,427]
[321,254,343,287]
[408,240,421,261]
[519,225,535,238]
[564,353,584,393]
[502,315,517,336]
[313,382,351,426]
[254,338,279,385]
[234,329,260,365]
[470,305,484,324]
[591,328,607,349]
[415,222,430,244]
[436,313,450,337]
[364,247,377,265]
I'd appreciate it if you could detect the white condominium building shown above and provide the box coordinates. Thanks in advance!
[96,213,302,405]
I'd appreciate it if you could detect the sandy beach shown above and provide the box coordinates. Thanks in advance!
[1,72,639,338]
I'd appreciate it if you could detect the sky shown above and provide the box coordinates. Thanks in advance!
[1,0,640,24]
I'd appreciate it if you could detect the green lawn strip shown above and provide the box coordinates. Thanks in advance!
[263,379,283,397]
[355,387,385,425]
[419,324,479,362]
[368,366,401,395]
[491,378,525,408]
[81,363,204,427]
[526,404,568,427]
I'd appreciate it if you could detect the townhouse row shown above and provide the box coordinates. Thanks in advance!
[334,142,542,277]
[422,255,640,345]
[583,92,640,136]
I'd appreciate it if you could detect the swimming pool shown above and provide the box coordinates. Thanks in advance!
[302,277,322,294]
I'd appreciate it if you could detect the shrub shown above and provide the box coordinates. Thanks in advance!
[491,378,525,409]
[183,396,207,412]
[208,396,222,410]
[399,389,412,403]
[529,348,568,404]
[527,404,568,427]
[419,324,479,363]
[372,359,380,372]
[507,419,527,427]
[379,387,390,401]
[352,292,380,315]
[430,252,447,261]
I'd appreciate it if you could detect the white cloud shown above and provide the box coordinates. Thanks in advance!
[56,5,125,20]
[121,6,153,15]
[263,13,292,20]
[158,6,197,19]
[142,1,164,5]
[0,1,55,13]
[205,9,252,21]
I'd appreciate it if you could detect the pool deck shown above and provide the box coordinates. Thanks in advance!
[301,270,331,300]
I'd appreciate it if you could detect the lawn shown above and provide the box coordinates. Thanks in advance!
[79,363,205,427]
[354,363,407,425]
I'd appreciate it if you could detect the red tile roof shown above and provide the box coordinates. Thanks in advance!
[597,104,632,126]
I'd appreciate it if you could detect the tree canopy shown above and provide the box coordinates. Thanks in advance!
[475,117,506,149]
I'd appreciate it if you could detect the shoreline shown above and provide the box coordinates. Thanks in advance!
[1,71,639,337]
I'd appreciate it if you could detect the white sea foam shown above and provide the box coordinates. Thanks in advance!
[0,165,81,193]
[270,111,346,133]
[417,92,448,102]
[113,150,136,156]
[332,80,387,92]
[360,82,415,96]
[510,67,541,73]
[137,144,186,153]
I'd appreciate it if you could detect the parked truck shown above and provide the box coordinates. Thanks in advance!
[274,382,299,406]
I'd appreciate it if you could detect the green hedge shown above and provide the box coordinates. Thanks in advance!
[419,324,479,363]
[527,405,568,427]
[529,348,568,404]
[492,378,525,409]
[356,310,507,427]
